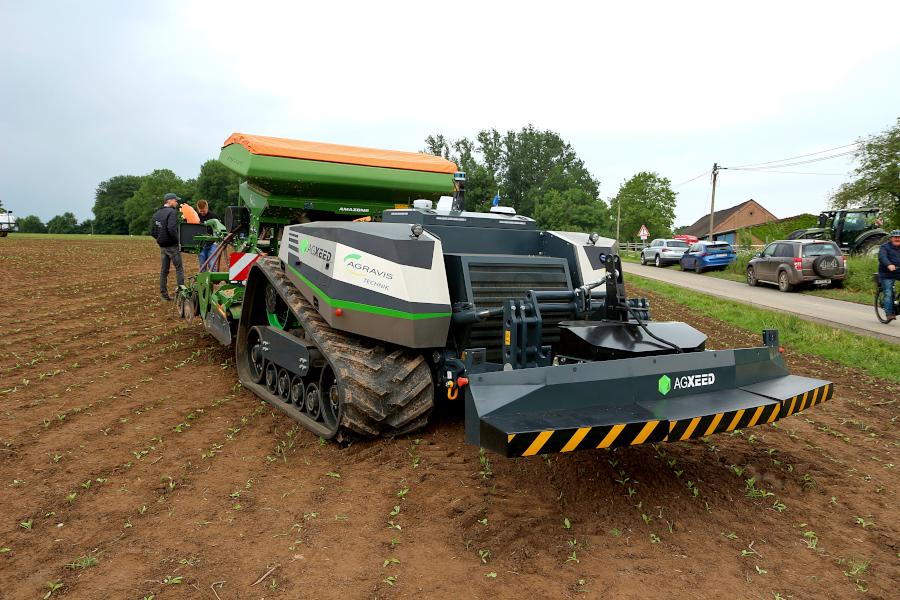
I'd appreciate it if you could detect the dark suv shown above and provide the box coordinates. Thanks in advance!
[746,240,846,292]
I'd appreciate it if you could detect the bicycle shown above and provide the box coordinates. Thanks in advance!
[874,273,900,323]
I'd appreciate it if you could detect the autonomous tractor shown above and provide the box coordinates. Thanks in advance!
[174,133,833,457]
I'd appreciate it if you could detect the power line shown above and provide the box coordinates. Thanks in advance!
[729,142,860,169]
[731,150,857,170]
[728,167,848,176]
[674,170,711,187]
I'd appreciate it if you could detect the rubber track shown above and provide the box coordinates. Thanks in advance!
[253,258,434,440]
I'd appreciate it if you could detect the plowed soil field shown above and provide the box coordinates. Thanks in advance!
[0,236,897,600]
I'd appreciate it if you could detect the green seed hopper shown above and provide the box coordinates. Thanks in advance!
[221,133,456,223]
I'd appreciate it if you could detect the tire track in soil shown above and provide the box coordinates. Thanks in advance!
[0,314,217,420]
[4,332,218,436]
[0,320,169,380]
[0,368,240,518]
[2,389,271,599]
[0,329,180,394]
[0,364,246,526]
[0,292,154,346]
[22,413,322,599]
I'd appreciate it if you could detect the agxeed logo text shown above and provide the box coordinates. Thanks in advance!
[658,372,716,396]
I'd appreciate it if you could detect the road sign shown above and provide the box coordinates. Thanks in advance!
[638,224,649,240]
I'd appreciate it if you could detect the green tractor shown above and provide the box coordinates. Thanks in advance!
[177,133,833,457]
[787,208,888,255]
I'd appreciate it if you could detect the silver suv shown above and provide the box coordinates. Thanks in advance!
[746,240,846,292]
[640,239,690,267]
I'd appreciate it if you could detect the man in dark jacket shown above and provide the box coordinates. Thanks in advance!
[878,229,900,322]
[151,193,184,301]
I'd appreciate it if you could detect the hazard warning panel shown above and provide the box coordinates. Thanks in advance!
[229,252,259,281]
[638,224,649,240]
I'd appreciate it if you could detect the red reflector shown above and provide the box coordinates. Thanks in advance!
[778,346,785,354]
[335,308,343,316]
[457,377,469,387]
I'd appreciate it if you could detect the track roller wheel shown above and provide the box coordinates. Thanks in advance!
[319,364,341,436]
[277,369,291,402]
[290,376,305,406]
[305,382,321,421]
[264,362,278,394]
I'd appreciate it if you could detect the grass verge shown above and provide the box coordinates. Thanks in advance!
[628,274,899,383]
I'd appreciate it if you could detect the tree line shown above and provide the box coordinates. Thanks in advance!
[10,119,898,239]
[15,160,239,235]
[425,125,677,240]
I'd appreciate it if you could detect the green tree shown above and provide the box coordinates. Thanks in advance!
[123,169,191,235]
[425,125,598,216]
[93,175,144,234]
[46,212,79,234]
[17,215,46,233]
[196,159,239,217]
[830,117,900,226]
[533,188,610,233]
[609,172,678,242]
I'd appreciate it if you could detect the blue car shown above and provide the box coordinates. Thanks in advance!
[680,241,737,273]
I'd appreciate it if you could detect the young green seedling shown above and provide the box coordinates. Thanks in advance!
[65,555,98,569]
[43,581,63,599]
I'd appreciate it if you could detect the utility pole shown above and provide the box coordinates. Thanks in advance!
[616,197,621,243]
[708,163,720,241]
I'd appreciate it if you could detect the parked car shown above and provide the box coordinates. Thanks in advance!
[680,241,737,273]
[746,239,846,292]
[673,234,699,245]
[640,238,690,267]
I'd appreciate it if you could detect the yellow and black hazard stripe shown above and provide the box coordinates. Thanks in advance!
[504,383,833,457]
[779,383,832,419]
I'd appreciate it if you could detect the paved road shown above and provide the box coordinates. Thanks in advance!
[623,261,899,344]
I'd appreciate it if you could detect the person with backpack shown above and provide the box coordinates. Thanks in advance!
[151,193,184,301]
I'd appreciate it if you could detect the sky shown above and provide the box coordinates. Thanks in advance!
[1,0,899,231]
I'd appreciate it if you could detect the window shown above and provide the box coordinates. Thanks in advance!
[667,240,689,248]
[775,243,795,258]
[762,244,777,257]
[802,242,840,257]
[689,244,701,252]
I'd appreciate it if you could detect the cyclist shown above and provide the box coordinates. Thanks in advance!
[878,229,900,322]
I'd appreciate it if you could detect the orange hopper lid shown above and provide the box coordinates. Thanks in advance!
[223,133,458,174]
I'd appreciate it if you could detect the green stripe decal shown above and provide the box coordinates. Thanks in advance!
[287,265,451,320]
